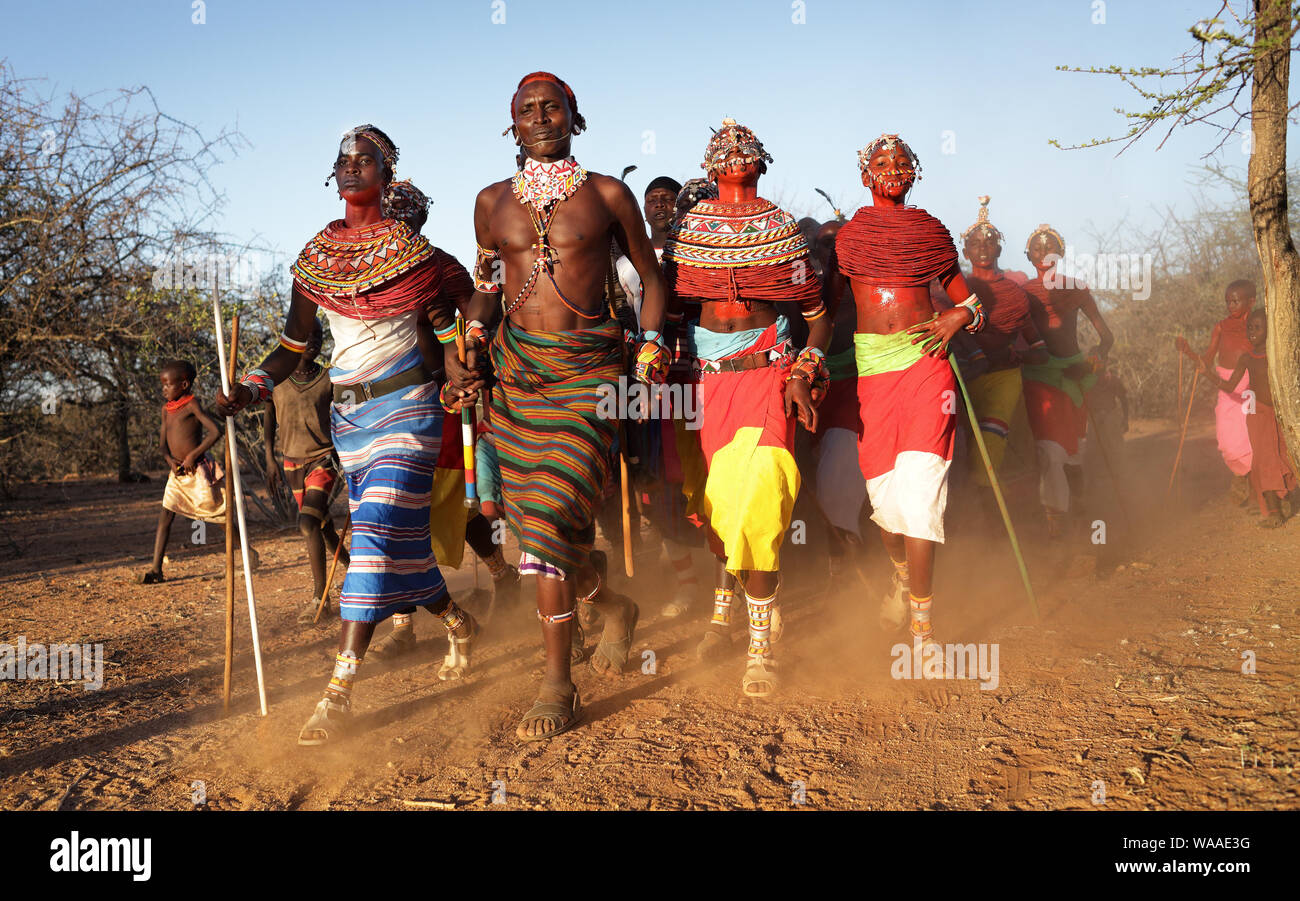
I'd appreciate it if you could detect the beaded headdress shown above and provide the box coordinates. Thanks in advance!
[702,119,772,177]
[385,179,431,227]
[326,124,399,186]
[960,196,1003,244]
[1025,223,1066,255]
[856,133,922,183]
[675,177,718,218]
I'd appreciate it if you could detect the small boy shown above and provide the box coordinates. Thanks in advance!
[264,318,350,623]
[142,360,233,583]
[1202,308,1296,527]
[1179,279,1256,500]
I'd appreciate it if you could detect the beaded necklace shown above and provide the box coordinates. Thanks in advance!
[503,157,602,319]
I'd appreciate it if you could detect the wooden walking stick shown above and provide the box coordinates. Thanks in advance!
[607,259,635,578]
[1167,369,1200,497]
[455,314,478,509]
[222,312,239,713]
[1177,351,1184,419]
[313,521,349,624]
[212,289,268,715]
[949,357,1039,621]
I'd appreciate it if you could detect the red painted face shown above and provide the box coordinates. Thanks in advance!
[861,145,915,200]
[513,81,573,160]
[334,135,387,207]
[711,150,762,187]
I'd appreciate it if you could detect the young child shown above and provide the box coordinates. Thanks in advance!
[265,318,350,622]
[1202,308,1296,527]
[1179,280,1256,501]
[142,360,239,583]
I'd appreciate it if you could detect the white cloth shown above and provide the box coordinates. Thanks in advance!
[614,246,663,326]
[1036,438,1084,512]
[322,308,419,384]
[865,450,950,543]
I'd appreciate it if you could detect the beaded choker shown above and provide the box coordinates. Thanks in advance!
[165,394,195,412]
[512,157,588,209]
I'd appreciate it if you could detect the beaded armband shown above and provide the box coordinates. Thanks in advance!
[958,294,985,332]
[434,321,459,346]
[800,300,827,321]
[474,244,502,294]
[238,368,274,406]
[278,332,308,353]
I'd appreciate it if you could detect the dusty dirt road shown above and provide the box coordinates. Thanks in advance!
[1,418,1296,811]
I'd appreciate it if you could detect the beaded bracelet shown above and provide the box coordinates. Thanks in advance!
[237,368,274,406]
[278,332,308,353]
[958,294,986,332]
[434,321,459,346]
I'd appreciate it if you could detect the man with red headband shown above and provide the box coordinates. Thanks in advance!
[1021,224,1114,536]
[454,72,669,741]
[823,134,982,653]
[661,119,830,698]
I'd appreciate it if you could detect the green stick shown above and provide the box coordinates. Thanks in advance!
[948,356,1040,621]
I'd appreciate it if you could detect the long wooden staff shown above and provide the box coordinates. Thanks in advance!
[212,289,268,715]
[222,313,239,712]
[949,357,1039,621]
[455,314,478,509]
[313,521,349,624]
[1167,369,1200,498]
[606,258,635,577]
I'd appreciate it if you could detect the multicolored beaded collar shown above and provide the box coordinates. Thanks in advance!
[291,218,433,298]
[511,156,588,209]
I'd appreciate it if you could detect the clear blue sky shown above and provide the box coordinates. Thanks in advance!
[4,0,1283,276]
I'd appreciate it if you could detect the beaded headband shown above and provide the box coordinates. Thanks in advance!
[960,196,1004,244]
[1025,223,1066,255]
[326,124,399,187]
[342,125,398,170]
[702,118,772,177]
[504,71,587,139]
[856,133,922,182]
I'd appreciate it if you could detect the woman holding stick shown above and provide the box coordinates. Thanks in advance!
[216,125,482,746]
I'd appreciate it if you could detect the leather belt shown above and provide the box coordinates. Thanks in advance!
[696,343,790,375]
[333,365,432,403]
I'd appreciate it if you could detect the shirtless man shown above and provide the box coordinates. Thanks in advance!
[456,72,668,740]
[1021,225,1114,536]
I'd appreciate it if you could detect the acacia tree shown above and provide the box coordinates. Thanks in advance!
[0,61,247,484]
[1053,0,1300,461]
